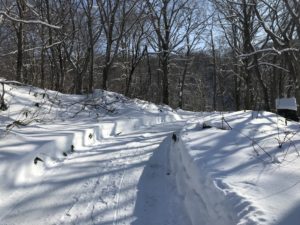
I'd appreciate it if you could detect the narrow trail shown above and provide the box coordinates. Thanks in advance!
[1,121,191,225]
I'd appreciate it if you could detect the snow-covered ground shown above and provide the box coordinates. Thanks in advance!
[0,83,190,225]
[172,111,300,225]
[1,82,300,225]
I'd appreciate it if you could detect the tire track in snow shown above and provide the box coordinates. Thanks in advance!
[113,169,126,225]
[55,165,109,225]
[55,136,136,225]
[54,140,120,225]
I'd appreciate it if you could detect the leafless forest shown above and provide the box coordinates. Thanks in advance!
[0,0,299,111]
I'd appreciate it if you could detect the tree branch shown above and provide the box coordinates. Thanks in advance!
[0,10,61,29]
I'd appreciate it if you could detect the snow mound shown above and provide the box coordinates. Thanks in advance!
[170,135,237,225]
[171,111,300,225]
[0,83,180,129]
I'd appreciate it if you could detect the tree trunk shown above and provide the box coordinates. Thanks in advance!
[125,66,135,97]
[40,24,45,89]
[88,13,94,93]
[161,57,169,105]
[75,70,82,94]
[46,0,60,91]
[102,36,112,90]
[211,30,217,111]
[41,47,45,89]
[16,0,26,82]
[102,66,109,90]
[16,26,23,82]
[58,47,64,91]
[178,62,188,109]
[251,45,270,111]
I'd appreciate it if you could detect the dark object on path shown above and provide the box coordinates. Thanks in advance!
[172,133,177,142]
[276,98,299,122]
[71,145,75,153]
[34,157,44,164]
[202,122,212,129]
[0,101,8,111]
[63,152,68,157]
[277,109,299,122]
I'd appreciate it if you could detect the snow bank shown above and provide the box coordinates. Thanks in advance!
[170,111,300,225]
[170,130,237,225]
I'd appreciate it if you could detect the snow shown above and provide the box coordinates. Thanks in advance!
[1,83,300,225]
[276,97,297,111]
[171,111,300,225]
[0,83,190,225]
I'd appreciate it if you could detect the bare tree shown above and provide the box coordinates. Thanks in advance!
[146,0,189,105]
[212,0,272,110]
[0,0,61,84]
[96,0,139,90]
[253,0,300,107]
[178,0,207,109]
[119,4,148,97]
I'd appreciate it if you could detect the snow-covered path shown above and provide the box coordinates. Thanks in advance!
[1,121,191,225]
